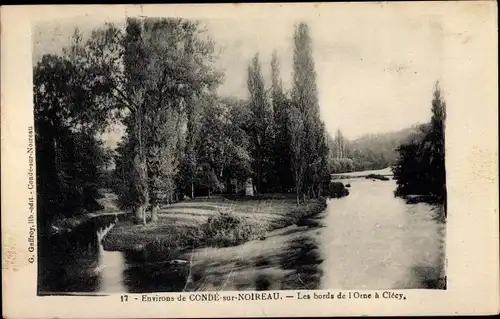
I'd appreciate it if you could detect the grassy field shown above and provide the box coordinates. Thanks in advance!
[102,195,326,253]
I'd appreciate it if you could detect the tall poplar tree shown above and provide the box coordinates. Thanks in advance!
[270,51,293,192]
[247,54,273,194]
[291,22,327,199]
[393,81,447,213]
[425,82,447,202]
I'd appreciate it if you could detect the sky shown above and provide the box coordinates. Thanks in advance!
[32,10,444,144]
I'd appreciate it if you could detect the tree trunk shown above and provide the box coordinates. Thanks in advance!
[208,189,211,198]
[151,203,159,223]
[257,154,262,194]
[191,182,194,199]
[135,204,147,225]
[134,205,142,223]
[142,205,147,225]
[296,193,300,206]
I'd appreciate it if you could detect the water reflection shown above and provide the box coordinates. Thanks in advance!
[98,247,127,293]
[121,251,189,293]
[38,221,101,294]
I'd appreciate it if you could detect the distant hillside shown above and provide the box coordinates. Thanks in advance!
[348,124,429,171]
[328,123,429,173]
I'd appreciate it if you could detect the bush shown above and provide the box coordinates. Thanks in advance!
[200,209,266,247]
[326,182,349,198]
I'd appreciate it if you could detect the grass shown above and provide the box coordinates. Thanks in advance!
[102,196,327,253]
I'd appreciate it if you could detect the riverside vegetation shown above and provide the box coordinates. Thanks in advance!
[34,17,446,264]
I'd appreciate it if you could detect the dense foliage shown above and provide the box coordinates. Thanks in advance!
[34,46,114,227]
[392,83,447,207]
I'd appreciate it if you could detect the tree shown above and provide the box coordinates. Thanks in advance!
[393,141,428,196]
[181,93,204,199]
[34,43,116,230]
[192,96,253,197]
[196,96,227,197]
[334,129,346,159]
[270,51,293,192]
[247,54,274,194]
[219,97,253,190]
[291,22,328,200]
[76,18,222,223]
[146,107,183,223]
[393,82,447,211]
[426,82,447,201]
[288,104,307,205]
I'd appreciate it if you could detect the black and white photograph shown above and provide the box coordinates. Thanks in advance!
[32,12,450,295]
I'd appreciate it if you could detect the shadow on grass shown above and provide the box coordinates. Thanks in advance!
[295,211,326,229]
[255,274,272,290]
[279,236,324,290]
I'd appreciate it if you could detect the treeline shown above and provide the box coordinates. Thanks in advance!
[34,18,330,226]
[243,23,329,202]
[392,83,447,209]
[325,126,427,173]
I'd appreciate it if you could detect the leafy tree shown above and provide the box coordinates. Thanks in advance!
[219,97,253,189]
[146,107,183,222]
[270,51,294,192]
[194,96,253,197]
[247,54,274,194]
[334,129,347,159]
[393,82,447,210]
[393,141,428,195]
[73,18,222,223]
[425,82,447,201]
[34,45,115,231]
[291,22,328,200]
[195,96,227,197]
[181,93,204,199]
[288,103,307,205]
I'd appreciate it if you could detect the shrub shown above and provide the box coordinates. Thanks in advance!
[326,182,349,198]
[200,209,266,247]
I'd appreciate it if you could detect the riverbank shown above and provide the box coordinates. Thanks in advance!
[46,191,130,236]
[331,167,393,180]
[102,196,327,254]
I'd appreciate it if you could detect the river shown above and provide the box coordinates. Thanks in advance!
[38,175,446,294]
[319,177,446,289]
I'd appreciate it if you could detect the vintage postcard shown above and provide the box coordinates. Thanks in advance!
[1,2,499,318]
